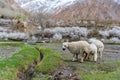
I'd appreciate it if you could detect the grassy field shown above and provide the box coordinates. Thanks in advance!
[0,42,40,79]
[0,42,120,80]
[39,42,120,80]
[0,42,63,80]
[77,61,120,80]
[31,45,64,80]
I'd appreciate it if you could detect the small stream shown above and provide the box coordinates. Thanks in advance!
[17,47,44,80]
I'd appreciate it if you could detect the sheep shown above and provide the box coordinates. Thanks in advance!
[83,43,98,62]
[62,41,90,62]
[88,38,104,62]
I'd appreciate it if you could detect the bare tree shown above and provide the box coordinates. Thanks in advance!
[28,13,48,29]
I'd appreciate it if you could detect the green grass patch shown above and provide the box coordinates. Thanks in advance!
[0,42,40,80]
[0,42,64,80]
[104,40,120,45]
[35,46,63,74]
[79,61,120,80]
[105,42,120,45]
[81,71,120,80]
[0,42,24,47]
[32,77,48,80]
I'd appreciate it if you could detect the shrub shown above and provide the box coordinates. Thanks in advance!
[15,15,21,20]
[110,37,120,42]
[43,27,88,41]
[99,30,110,38]
[99,26,120,39]
[109,26,120,38]
[8,32,29,39]
[0,32,29,40]
[88,29,100,38]
[0,32,8,39]
[53,33,62,41]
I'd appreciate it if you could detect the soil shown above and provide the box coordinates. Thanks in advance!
[48,66,82,80]
[0,46,21,60]
[103,44,120,62]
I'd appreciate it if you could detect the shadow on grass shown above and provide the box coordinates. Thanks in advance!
[63,59,84,63]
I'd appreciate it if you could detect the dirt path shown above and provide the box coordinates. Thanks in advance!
[103,44,120,62]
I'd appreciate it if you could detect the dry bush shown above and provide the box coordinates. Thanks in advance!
[53,33,62,41]
[42,27,88,41]
[99,26,120,39]
[28,13,48,28]
[0,32,29,40]
[110,37,120,42]
[88,29,100,38]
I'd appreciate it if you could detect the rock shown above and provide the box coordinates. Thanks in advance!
[48,66,82,80]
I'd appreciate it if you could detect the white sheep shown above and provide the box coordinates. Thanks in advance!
[88,38,104,62]
[83,43,98,62]
[62,41,90,62]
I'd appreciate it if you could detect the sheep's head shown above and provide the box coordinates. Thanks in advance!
[62,42,68,51]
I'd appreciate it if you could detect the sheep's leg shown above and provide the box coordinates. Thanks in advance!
[76,54,79,61]
[94,51,98,62]
[88,54,92,61]
[83,52,87,61]
[72,54,76,61]
[98,50,102,63]
[80,53,84,62]
[99,51,102,61]
[86,53,90,61]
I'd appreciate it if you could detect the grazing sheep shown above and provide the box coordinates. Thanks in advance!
[88,38,104,62]
[83,43,98,62]
[62,41,90,62]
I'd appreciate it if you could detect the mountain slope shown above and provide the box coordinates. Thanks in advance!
[14,0,120,21]
[0,0,28,18]
[51,0,120,21]
[14,0,77,13]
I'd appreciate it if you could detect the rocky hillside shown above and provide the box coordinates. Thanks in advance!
[0,0,28,18]
[50,0,120,21]
[14,0,120,21]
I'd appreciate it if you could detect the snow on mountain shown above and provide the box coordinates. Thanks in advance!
[51,0,120,21]
[14,0,77,13]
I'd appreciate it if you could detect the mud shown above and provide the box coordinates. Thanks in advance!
[49,66,82,80]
